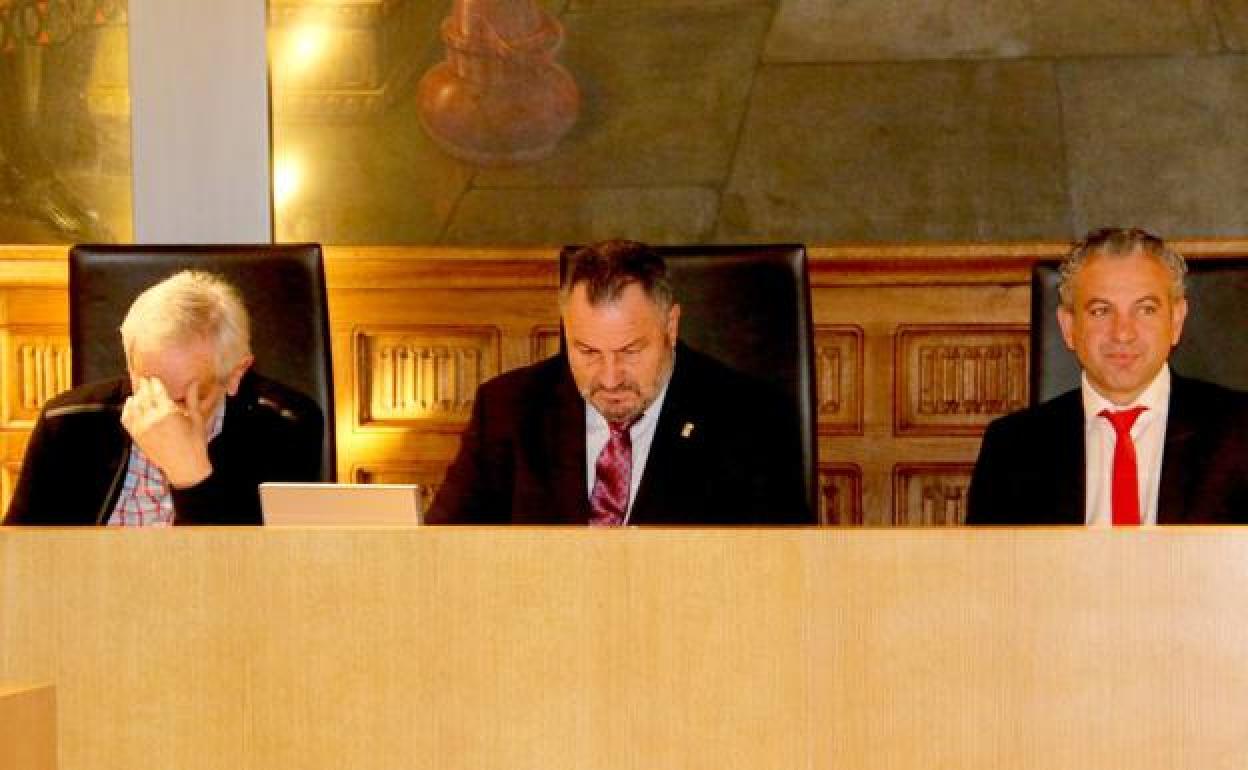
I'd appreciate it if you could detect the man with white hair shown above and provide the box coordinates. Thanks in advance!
[4,270,323,525]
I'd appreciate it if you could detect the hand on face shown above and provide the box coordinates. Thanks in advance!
[121,376,214,488]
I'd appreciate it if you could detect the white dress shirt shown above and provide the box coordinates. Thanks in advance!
[1081,365,1170,527]
[584,371,672,525]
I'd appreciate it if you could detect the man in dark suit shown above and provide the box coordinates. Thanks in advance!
[427,239,812,525]
[967,228,1248,525]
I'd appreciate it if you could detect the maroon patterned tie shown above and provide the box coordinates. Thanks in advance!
[589,419,636,527]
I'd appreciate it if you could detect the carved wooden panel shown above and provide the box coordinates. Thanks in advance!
[352,464,445,512]
[530,325,561,364]
[1,329,72,429]
[814,325,863,435]
[818,463,862,526]
[355,327,500,428]
[895,325,1028,436]
[893,463,974,526]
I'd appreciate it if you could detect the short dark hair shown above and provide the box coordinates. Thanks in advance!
[1058,227,1187,309]
[560,239,674,312]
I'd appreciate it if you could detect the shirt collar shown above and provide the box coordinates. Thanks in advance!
[206,392,227,441]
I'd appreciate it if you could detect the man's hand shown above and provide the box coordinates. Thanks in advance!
[121,377,213,488]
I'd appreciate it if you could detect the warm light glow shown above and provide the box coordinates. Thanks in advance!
[273,155,302,208]
[285,24,330,74]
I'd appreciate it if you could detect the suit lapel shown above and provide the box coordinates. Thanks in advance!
[1157,375,1196,524]
[630,344,699,525]
[542,363,591,525]
[1051,391,1087,525]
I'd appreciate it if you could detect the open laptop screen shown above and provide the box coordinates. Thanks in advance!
[259,483,424,526]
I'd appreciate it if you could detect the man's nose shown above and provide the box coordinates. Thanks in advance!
[600,354,624,387]
[1110,311,1137,342]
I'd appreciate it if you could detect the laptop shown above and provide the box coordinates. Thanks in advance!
[259,482,425,526]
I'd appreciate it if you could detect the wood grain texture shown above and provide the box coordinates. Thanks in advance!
[3,528,1248,769]
[0,683,57,770]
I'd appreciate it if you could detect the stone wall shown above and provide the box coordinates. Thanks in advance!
[271,0,1248,245]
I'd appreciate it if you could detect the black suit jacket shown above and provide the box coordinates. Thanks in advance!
[967,374,1248,525]
[426,343,813,525]
[4,371,323,526]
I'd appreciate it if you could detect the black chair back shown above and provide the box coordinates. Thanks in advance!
[68,243,337,481]
[560,243,817,515]
[1032,258,1248,404]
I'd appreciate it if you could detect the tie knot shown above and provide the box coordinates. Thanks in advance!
[607,417,638,438]
[1099,406,1147,435]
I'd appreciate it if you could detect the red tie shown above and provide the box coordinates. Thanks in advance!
[1098,406,1147,526]
[589,419,635,527]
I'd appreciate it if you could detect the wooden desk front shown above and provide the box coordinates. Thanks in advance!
[2,528,1246,769]
[0,682,56,770]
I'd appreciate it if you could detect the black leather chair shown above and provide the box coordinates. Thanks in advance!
[1031,257,1248,404]
[68,243,337,481]
[560,243,818,516]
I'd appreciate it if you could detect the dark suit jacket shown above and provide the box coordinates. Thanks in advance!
[426,343,813,525]
[967,374,1248,525]
[4,371,323,526]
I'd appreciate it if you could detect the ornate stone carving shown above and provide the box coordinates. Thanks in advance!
[814,325,863,435]
[893,464,974,526]
[818,463,862,526]
[2,331,71,428]
[895,325,1028,435]
[356,327,500,427]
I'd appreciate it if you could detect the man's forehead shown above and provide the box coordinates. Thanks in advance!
[561,288,668,344]
[130,340,216,381]
[1076,254,1172,292]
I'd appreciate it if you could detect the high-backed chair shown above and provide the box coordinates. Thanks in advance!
[68,243,337,481]
[1031,257,1248,404]
[560,243,818,516]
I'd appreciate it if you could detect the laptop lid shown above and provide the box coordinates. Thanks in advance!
[260,482,424,526]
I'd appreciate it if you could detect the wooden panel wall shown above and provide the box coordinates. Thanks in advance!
[1,241,1245,524]
[4,528,1248,770]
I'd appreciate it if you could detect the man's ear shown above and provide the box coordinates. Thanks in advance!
[666,303,681,346]
[1057,305,1076,352]
[224,354,254,396]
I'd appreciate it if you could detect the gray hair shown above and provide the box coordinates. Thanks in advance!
[559,239,675,315]
[119,270,251,380]
[1058,227,1187,309]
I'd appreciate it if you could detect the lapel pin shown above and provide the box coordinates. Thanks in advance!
[681,422,695,438]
